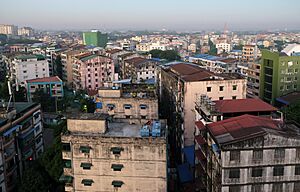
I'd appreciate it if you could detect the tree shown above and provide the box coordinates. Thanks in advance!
[208,39,217,55]
[0,79,9,101]
[149,49,180,61]
[283,100,300,124]
[54,55,63,79]
[32,89,55,112]
[18,163,51,192]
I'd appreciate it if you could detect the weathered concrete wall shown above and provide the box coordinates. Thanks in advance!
[67,119,106,134]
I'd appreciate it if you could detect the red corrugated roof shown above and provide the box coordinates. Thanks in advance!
[26,76,62,83]
[207,114,281,142]
[195,135,206,145]
[195,121,206,131]
[214,99,278,113]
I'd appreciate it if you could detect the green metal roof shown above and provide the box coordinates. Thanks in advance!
[15,102,37,114]
[15,54,45,60]
[80,54,98,62]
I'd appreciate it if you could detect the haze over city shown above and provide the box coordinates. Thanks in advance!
[1,0,300,31]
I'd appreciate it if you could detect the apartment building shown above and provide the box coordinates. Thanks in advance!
[9,54,49,86]
[189,54,238,73]
[94,86,158,122]
[0,24,18,36]
[159,62,246,161]
[216,43,231,54]
[259,45,300,104]
[73,53,115,90]
[17,27,34,37]
[195,115,300,192]
[121,57,158,82]
[242,45,257,63]
[0,102,43,192]
[25,76,64,101]
[60,113,167,192]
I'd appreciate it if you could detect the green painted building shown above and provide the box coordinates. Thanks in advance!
[259,49,300,104]
[83,31,108,48]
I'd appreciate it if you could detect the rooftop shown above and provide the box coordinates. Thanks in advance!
[15,54,45,60]
[213,99,278,114]
[124,57,148,67]
[67,113,109,120]
[26,76,62,83]
[276,92,300,105]
[207,115,287,144]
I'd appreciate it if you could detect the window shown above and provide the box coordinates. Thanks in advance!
[125,115,130,119]
[219,86,224,91]
[252,167,263,177]
[111,164,124,171]
[112,180,124,188]
[111,147,124,155]
[295,69,299,73]
[232,96,237,100]
[23,70,27,73]
[274,148,285,159]
[273,166,284,176]
[253,150,263,162]
[230,151,240,162]
[62,143,71,151]
[229,186,240,192]
[207,87,211,92]
[296,148,300,160]
[219,97,223,100]
[252,185,262,192]
[272,183,283,192]
[63,159,72,168]
[141,115,146,119]
[81,179,93,186]
[140,104,147,109]
[295,165,300,175]
[124,104,132,109]
[79,146,91,153]
[229,169,240,178]
[294,182,300,192]
[81,163,92,170]
[233,85,237,90]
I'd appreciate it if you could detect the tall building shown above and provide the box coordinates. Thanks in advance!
[0,24,18,36]
[60,113,167,192]
[17,27,34,37]
[83,31,108,48]
[159,62,246,161]
[242,45,258,63]
[0,102,43,192]
[9,54,49,85]
[72,53,115,90]
[259,45,300,104]
[195,115,300,192]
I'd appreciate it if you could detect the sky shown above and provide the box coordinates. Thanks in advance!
[1,0,300,31]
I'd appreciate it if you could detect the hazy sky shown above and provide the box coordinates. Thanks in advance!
[1,0,300,31]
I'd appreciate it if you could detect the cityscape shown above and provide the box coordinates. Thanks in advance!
[1,0,300,192]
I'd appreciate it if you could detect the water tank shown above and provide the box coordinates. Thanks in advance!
[140,125,150,137]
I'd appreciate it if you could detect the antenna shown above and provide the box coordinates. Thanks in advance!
[6,80,13,111]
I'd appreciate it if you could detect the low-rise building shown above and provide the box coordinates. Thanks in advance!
[242,45,258,63]
[0,101,43,192]
[25,76,64,101]
[60,113,167,192]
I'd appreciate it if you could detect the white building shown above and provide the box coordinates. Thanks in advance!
[216,43,231,54]
[18,27,34,36]
[0,24,18,35]
[10,54,49,86]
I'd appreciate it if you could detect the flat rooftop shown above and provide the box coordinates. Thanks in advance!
[106,122,142,137]
[67,113,109,120]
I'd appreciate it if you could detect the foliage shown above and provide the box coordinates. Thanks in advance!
[0,34,7,43]
[0,38,41,46]
[149,49,180,61]
[232,44,243,50]
[18,163,51,192]
[80,98,96,113]
[32,89,56,112]
[54,55,63,79]
[283,100,300,124]
[208,39,217,55]
[0,79,9,101]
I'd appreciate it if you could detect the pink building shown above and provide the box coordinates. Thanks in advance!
[73,53,114,90]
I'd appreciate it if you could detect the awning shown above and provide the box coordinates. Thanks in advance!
[110,147,123,154]
[81,179,93,186]
[112,180,124,187]
[59,174,73,183]
[81,162,92,169]
[183,145,195,166]
[111,164,124,170]
[3,125,21,137]
[177,163,193,183]
[63,159,72,168]
[139,104,147,109]
[79,146,91,153]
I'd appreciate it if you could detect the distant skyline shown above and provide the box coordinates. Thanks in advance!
[1,0,300,31]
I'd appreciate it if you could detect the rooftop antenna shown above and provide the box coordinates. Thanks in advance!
[6,80,12,112]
